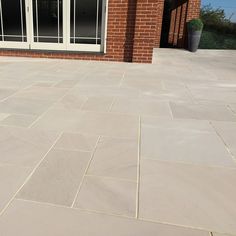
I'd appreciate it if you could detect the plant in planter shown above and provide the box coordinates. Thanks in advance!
[187,19,204,52]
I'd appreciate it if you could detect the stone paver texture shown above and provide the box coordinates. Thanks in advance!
[0,49,236,235]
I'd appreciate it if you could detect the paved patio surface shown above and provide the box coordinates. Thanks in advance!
[0,49,236,235]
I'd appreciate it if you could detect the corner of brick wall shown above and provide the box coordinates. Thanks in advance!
[132,0,159,63]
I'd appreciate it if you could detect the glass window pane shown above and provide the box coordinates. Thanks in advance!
[33,0,63,43]
[1,0,27,42]
[70,0,103,45]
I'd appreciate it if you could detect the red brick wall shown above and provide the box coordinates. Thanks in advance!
[0,0,160,63]
[154,0,165,47]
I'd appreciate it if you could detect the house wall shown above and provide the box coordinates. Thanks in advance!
[0,0,160,63]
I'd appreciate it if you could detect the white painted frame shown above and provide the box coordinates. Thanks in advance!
[0,0,108,53]
[0,0,29,49]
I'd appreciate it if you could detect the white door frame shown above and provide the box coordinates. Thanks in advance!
[0,0,108,53]
[0,0,29,49]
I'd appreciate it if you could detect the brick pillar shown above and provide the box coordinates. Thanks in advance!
[154,0,165,48]
[132,0,158,63]
[186,0,201,21]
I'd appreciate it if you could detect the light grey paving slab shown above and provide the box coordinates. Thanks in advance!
[0,113,9,121]
[33,109,139,138]
[141,119,235,167]
[121,77,163,92]
[139,160,236,235]
[71,112,139,138]
[88,137,138,180]
[213,233,233,236]
[54,80,79,88]
[0,79,34,89]
[111,98,172,117]
[0,165,31,212]
[0,114,37,127]
[212,121,236,158]
[189,87,236,104]
[31,107,84,132]
[54,132,98,152]
[0,97,54,115]
[78,74,122,86]
[81,96,113,112]
[0,127,59,167]
[57,92,87,109]
[15,87,69,101]
[0,88,16,100]
[229,104,236,114]
[17,149,91,206]
[0,199,209,236]
[170,102,236,122]
[74,176,136,217]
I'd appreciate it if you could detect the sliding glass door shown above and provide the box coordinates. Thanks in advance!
[68,0,105,51]
[0,0,29,48]
[30,0,66,50]
[0,0,107,52]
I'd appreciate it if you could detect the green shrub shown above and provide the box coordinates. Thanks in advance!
[187,18,204,31]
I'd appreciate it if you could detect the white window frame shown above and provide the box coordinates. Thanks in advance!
[0,0,108,53]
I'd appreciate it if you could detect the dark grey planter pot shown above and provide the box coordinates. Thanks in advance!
[188,30,202,52]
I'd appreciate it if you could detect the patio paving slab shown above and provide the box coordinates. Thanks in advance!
[0,97,54,116]
[88,137,138,180]
[33,109,139,138]
[212,121,236,158]
[0,165,31,212]
[141,119,235,167]
[0,88,16,101]
[170,102,236,122]
[111,98,172,117]
[17,149,91,206]
[0,127,59,167]
[54,132,99,152]
[0,114,38,128]
[81,96,114,112]
[74,176,136,217]
[0,199,209,236]
[139,159,236,235]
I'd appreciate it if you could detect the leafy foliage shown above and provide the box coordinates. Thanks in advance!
[187,18,204,31]
[199,4,236,49]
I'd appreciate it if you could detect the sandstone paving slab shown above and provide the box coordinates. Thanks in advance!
[0,114,38,128]
[88,137,138,180]
[0,165,31,212]
[0,199,210,236]
[111,98,172,117]
[0,127,59,167]
[0,96,54,116]
[0,88,16,101]
[170,102,236,122]
[189,87,236,104]
[54,132,99,152]
[74,176,136,217]
[141,119,235,167]
[139,159,236,235]
[17,149,91,206]
[15,87,69,101]
[33,108,139,138]
[81,96,114,112]
[211,121,236,158]
[213,233,234,236]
